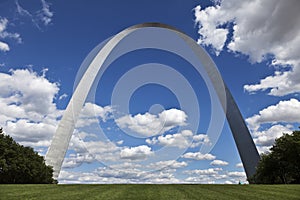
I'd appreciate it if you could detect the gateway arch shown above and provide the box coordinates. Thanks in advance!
[46,23,260,181]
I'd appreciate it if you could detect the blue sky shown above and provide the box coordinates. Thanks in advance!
[0,0,299,184]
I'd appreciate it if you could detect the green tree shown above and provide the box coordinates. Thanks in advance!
[250,130,300,184]
[0,128,56,183]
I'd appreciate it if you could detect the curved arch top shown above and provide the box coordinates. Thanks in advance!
[46,22,260,181]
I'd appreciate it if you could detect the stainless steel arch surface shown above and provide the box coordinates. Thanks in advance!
[46,23,260,181]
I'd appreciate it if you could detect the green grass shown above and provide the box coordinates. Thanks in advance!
[0,184,299,200]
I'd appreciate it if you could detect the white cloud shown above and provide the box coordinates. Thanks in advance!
[227,171,246,178]
[96,166,178,183]
[246,99,300,131]
[76,102,113,128]
[120,145,153,160]
[244,68,300,96]
[184,168,226,183]
[184,168,222,175]
[0,68,118,167]
[190,133,211,148]
[96,167,145,180]
[80,102,112,120]
[0,41,9,51]
[146,130,210,149]
[184,177,216,184]
[0,69,59,116]
[116,108,187,137]
[224,180,233,184]
[5,119,56,147]
[252,124,293,146]
[195,0,300,96]
[146,130,192,149]
[236,162,243,168]
[38,0,54,25]
[62,153,95,169]
[194,5,230,55]
[148,160,188,170]
[59,166,181,184]
[183,168,247,184]
[181,152,216,160]
[16,0,54,29]
[102,161,183,183]
[0,18,8,32]
[0,18,21,52]
[16,1,33,18]
[251,124,293,154]
[68,134,121,163]
[245,98,299,153]
[62,131,125,168]
[60,157,245,184]
[116,140,123,145]
[0,69,62,148]
[245,98,298,153]
[0,68,195,184]
[58,93,67,100]
[210,159,229,166]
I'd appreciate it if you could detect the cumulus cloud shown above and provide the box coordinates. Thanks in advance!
[69,135,121,162]
[252,124,293,154]
[246,99,300,131]
[60,153,243,184]
[71,166,245,184]
[62,153,95,169]
[245,99,298,153]
[244,68,300,96]
[194,0,300,96]
[120,145,153,160]
[60,158,189,183]
[0,41,9,51]
[148,160,188,170]
[184,168,225,184]
[184,168,246,184]
[76,102,113,128]
[5,119,56,147]
[146,130,192,149]
[0,69,59,116]
[0,69,193,183]
[194,5,229,55]
[59,166,181,184]
[181,152,216,160]
[0,68,113,152]
[146,130,210,149]
[116,108,187,137]
[236,162,243,168]
[184,168,222,175]
[104,160,186,181]
[0,69,61,148]
[190,133,211,148]
[97,167,178,183]
[210,159,229,166]
[0,68,132,173]
[227,171,246,178]
[62,131,124,169]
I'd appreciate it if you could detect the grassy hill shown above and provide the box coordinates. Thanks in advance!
[0,184,299,200]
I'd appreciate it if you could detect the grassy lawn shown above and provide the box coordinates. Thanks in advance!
[0,184,299,200]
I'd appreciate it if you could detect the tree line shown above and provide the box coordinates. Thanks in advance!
[250,130,300,184]
[0,128,56,184]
